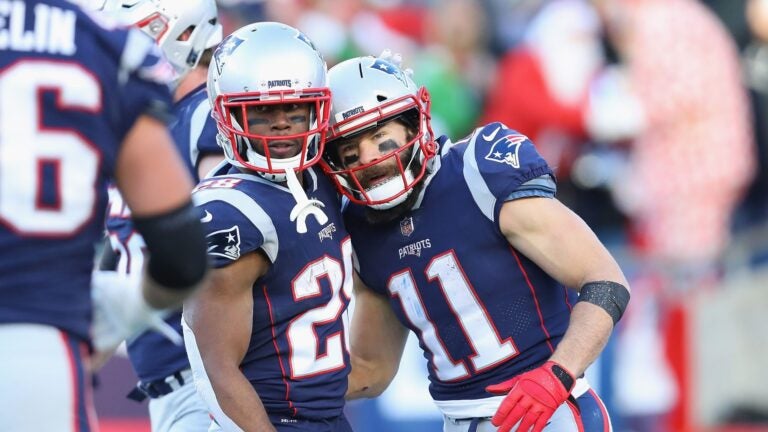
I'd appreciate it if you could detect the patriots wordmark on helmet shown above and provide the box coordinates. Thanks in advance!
[267,79,292,88]
[341,106,365,120]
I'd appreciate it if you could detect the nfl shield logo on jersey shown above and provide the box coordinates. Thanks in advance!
[485,134,527,168]
[400,217,414,237]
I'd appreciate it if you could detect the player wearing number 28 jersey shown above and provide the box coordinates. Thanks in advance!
[323,57,630,432]
[0,1,209,431]
[182,23,354,432]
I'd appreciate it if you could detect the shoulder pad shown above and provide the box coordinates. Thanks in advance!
[193,183,278,265]
[461,122,554,222]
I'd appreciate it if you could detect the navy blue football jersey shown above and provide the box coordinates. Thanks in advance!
[103,83,220,382]
[0,0,173,342]
[167,83,220,176]
[193,166,352,420]
[345,123,577,403]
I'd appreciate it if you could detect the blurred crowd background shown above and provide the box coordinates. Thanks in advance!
[94,0,768,431]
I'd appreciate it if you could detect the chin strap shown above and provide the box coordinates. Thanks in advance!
[284,168,328,233]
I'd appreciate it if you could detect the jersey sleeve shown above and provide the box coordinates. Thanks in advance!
[104,27,175,139]
[196,107,221,157]
[189,96,221,172]
[193,179,279,268]
[461,122,555,223]
[169,89,221,180]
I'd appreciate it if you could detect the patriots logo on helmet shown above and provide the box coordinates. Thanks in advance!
[296,31,317,50]
[370,59,408,86]
[485,133,528,168]
[206,225,241,261]
[213,35,245,75]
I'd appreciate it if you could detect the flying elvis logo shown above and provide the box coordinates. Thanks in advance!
[213,34,244,75]
[206,225,241,261]
[370,59,408,86]
[484,132,528,169]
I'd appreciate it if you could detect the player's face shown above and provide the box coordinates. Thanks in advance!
[242,102,312,159]
[334,120,412,190]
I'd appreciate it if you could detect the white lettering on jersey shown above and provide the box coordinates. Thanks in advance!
[0,1,76,55]
[398,238,432,259]
[318,222,336,242]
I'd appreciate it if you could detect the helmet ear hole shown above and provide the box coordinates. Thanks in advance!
[376,95,388,102]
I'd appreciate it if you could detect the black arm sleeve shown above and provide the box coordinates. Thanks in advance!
[577,281,631,326]
[132,200,209,291]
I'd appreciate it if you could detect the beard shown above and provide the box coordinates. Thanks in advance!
[363,178,424,225]
[363,152,426,225]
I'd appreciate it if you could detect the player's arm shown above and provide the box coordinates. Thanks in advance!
[498,196,629,377]
[488,197,629,432]
[347,273,409,399]
[115,114,208,309]
[183,250,276,432]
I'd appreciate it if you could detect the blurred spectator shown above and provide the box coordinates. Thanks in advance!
[479,0,641,232]
[300,0,492,139]
[411,0,494,138]
[703,0,752,49]
[594,0,754,269]
[739,0,768,226]
[298,0,416,66]
[217,0,266,35]
[481,0,606,178]
[591,0,756,431]
[483,0,547,54]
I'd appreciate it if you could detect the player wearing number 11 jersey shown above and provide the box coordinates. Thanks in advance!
[321,57,631,432]
[0,1,209,430]
[182,23,354,432]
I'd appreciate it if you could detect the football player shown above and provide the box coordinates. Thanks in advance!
[0,1,208,430]
[182,22,354,431]
[96,1,223,431]
[321,56,630,432]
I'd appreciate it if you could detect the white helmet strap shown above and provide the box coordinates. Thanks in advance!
[284,168,328,233]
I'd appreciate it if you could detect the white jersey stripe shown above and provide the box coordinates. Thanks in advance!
[188,98,211,169]
[462,127,497,223]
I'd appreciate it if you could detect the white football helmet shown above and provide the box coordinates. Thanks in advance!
[106,0,222,77]
[208,22,331,181]
[320,56,436,209]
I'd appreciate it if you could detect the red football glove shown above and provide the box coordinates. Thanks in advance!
[485,361,575,432]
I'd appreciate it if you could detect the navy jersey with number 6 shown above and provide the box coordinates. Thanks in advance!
[192,166,352,420]
[345,123,577,410]
[0,0,173,342]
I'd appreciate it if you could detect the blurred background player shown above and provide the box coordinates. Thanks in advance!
[96,1,223,431]
[0,1,209,430]
[181,22,354,431]
[321,56,629,432]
